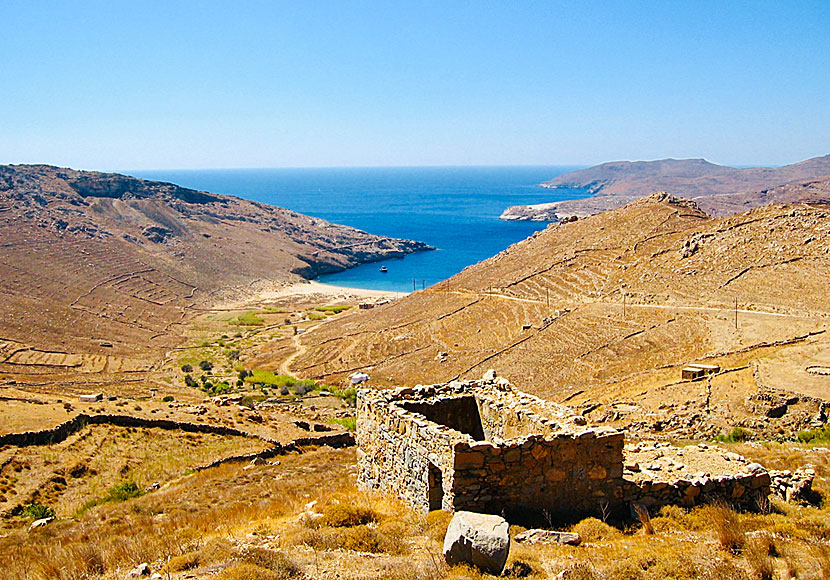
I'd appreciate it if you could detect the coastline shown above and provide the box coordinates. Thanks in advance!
[259,280,408,300]
[213,280,409,311]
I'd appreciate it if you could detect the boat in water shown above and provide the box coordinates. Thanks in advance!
[379,266,388,273]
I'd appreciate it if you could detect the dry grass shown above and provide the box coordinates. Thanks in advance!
[318,501,379,527]
[214,563,290,580]
[707,504,746,554]
[4,440,830,580]
[744,536,775,580]
[569,517,622,542]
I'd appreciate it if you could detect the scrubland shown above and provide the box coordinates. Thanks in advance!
[2,441,827,580]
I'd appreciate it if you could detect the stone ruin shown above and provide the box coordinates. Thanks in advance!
[356,376,809,523]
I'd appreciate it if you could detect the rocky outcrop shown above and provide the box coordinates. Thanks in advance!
[443,511,510,575]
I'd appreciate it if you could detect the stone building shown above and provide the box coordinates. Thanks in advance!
[356,377,779,523]
[356,379,626,522]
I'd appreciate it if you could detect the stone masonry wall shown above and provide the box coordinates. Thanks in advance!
[357,385,469,512]
[452,429,624,521]
[357,380,623,518]
[357,378,781,523]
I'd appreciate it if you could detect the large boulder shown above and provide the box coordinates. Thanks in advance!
[443,511,510,575]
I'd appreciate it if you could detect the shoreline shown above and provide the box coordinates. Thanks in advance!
[259,280,408,300]
[209,279,411,312]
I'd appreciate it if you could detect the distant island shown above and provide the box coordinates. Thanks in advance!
[501,154,830,220]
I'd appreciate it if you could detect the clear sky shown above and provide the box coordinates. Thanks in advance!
[1,1,828,170]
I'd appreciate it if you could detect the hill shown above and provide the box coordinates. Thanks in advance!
[289,194,830,439]
[0,164,430,364]
[501,155,830,220]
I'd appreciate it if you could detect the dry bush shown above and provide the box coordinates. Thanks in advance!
[198,537,235,565]
[340,524,402,553]
[443,563,484,580]
[318,501,379,527]
[650,504,687,533]
[214,563,287,580]
[699,561,750,580]
[165,551,200,572]
[424,509,454,543]
[570,517,622,542]
[560,563,602,580]
[235,546,301,576]
[744,537,775,580]
[288,526,340,551]
[377,518,413,550]
[641,551,700,580]
[607,558,646,580]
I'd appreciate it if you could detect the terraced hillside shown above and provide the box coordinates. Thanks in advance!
[290,194,830,438]
[0,164,430,378]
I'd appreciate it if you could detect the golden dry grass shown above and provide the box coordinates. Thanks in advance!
[3,441,830,580]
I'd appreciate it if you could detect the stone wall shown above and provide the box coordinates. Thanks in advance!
[357,377,789,523]
[357,380,624,520]
[623,469,771,512]
[451,429,624,521]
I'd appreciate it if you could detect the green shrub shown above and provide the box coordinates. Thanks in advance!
[244,370,297,387]
[313,384,357,405]
[328,417,356,431]
[181,363,193,373]
[162,395,174,402]
[20,502,55,520]
[235,311,265,326]
[796,424,830,444]
[79,481,143,514]
[199,360,213,371]
[716,426,751,443]
[306,312,326,321]
[104,481,142,502]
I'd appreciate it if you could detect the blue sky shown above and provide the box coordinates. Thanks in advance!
[1,1,828,170]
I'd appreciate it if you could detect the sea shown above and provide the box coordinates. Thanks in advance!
[131,166,589,293]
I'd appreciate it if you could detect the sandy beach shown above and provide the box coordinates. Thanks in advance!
[259,280,408,300]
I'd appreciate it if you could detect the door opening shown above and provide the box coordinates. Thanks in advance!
[428,462,444,511]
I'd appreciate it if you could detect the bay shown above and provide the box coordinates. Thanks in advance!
[131,166,589,292]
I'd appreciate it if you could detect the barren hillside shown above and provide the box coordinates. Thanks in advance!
[290,194,830,438]
[501,155,830,220]
[0,164,430,367]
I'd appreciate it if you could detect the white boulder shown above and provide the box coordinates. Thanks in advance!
[443,511,510,575]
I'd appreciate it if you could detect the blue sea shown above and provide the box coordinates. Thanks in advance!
[132,166,588,293]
